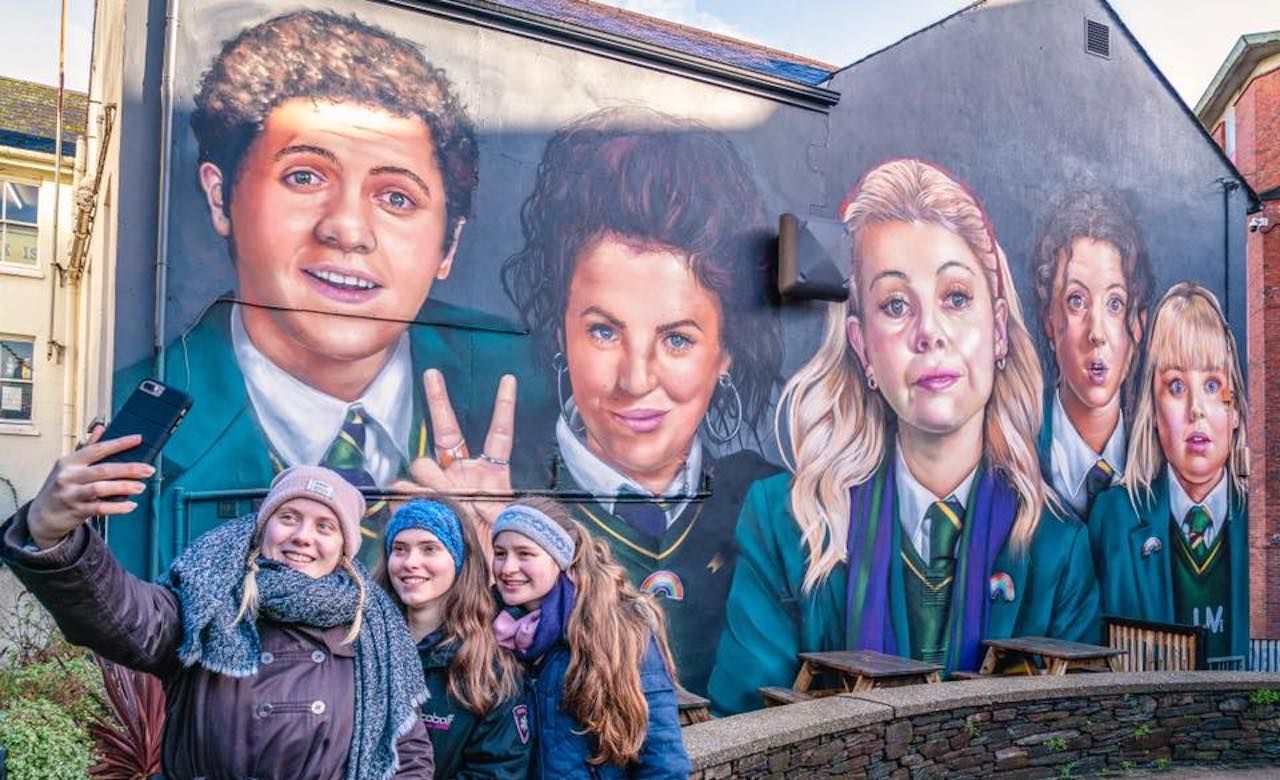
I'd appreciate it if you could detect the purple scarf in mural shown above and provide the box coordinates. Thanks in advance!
[843,455,1018,674]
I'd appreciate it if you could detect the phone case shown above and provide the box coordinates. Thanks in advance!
[100,379,193,465]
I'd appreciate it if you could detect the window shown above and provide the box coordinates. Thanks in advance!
[0,337,35,422]
[1,179,40,268]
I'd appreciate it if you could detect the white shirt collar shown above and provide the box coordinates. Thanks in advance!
[1049,386,1126,515]
[555,403,702,527]
[231,304,413,484]
[1167,464,1228,536]
[895,443,978,561]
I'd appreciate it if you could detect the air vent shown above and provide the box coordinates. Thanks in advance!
[1085,18,1110,59]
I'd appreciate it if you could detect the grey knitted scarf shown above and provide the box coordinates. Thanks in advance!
[166,514,426,780]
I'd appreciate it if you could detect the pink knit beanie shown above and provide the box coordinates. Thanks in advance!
[255,466,365,560]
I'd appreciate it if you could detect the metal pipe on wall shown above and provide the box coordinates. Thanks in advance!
[145,0,182,580]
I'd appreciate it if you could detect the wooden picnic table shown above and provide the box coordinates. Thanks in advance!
[979,636,1124,676]
[794,650,943,693]
[676,687,711,726]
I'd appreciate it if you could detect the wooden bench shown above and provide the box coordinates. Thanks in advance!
[794,650,942,693]
[1104,615,1206,671]
[979,636,1124,676]
[676,687,711,726]
[760,686,815,707]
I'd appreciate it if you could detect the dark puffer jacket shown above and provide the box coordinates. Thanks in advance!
[417,633,530,779]
[0,505,434,779]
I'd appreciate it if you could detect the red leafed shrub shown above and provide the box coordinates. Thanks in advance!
[88,654,165,779]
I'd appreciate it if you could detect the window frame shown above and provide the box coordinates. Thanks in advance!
[0,176,43,276]
[0,335,36,427]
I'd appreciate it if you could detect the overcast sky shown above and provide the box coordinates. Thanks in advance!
[4,0,1280,109]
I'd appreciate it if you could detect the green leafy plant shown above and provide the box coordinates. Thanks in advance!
[1132,722,1152,738]
[963,719,980,737]
[1059,761,1077,778]
[1249,689,1280,705]
[1152,757,1172,771]
[1120,760,1135,774]
[1045,736,1069,752]
[0,697,95,779]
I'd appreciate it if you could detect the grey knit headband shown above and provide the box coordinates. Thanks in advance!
[491,505,576,570]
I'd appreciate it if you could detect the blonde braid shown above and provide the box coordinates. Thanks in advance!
[234,547,262,626]
[339,555,367,645]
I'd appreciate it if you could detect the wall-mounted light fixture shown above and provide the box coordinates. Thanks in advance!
[777,213,850,301]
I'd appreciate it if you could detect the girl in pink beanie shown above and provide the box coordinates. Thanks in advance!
[2,439,434,779]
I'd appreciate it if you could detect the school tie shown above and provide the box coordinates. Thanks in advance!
[1183,505,1213,564]
[322,405,375,486]
[926,496,965,565]
[321,405,389,554]
[1084,459,1115,505]
[616,491,671,539]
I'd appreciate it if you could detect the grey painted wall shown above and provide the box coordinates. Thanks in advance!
[819,0,1249,362]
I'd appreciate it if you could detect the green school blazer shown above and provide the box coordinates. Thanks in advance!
[1087,476,1249,659]
[109,298,552,578]
[708,469,1101,715]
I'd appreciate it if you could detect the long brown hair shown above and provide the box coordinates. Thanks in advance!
[375,499,521,715]
[510,497,676,767]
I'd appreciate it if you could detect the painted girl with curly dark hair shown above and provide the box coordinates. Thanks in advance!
[501,108,782,695]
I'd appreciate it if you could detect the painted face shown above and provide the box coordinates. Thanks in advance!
[491,530,561,610]
[563,235,731,492]
[1154,365,1238,497]
[847,221,1007,439]
[387,528,458,611]
[1048,238,1139,414]
[259,497,345,578]
[200,98,460,368]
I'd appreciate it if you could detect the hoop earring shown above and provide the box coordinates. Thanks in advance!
[702,373,743,444]
[550,353,570,420]
[996,357,1007,371]
[866,374,878,391]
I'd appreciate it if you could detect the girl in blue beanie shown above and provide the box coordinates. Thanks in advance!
[377,498,530,779]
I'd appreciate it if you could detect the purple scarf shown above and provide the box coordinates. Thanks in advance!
[494,575,577,664]
[844,456,1017,674]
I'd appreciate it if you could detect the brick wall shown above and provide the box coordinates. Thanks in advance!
[1224,67,1280,639]
[684,673,1280,779]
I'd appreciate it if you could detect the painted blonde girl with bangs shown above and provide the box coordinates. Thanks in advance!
[1088,283,1250,661]
[709,159,1101,715]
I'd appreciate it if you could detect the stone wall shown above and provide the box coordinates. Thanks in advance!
[683,673,1280,778]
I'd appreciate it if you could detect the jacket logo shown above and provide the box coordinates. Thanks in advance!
[422,712,454,731]
[513,704,530,745]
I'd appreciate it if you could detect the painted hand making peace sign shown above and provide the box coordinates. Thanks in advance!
[390,368,517,554]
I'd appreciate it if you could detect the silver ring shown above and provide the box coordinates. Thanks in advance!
[479,453,509,467]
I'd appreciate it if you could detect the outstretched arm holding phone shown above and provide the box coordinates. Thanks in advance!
[4,428,186,675]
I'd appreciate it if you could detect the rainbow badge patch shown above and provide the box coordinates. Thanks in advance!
[641,570,685,601]
[1141,536,1163,557]
[989,572,1015,602]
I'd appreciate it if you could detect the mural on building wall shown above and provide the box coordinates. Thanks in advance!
[109,2,1251,707]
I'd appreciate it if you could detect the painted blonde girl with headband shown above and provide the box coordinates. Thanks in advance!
[377,498,530,778]
[1088,283,1250,661]
[709,158,1102,715]
[489,498,690,778]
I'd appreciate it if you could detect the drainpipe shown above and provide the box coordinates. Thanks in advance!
[45,0,69,367]
[146,0,181,580]
[1221,178,1240,323]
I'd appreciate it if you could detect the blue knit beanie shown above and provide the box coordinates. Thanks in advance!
[385,499,466,574]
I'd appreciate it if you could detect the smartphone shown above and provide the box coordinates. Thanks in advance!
[99,379,193,465]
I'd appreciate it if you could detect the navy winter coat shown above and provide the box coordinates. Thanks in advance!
[524,637,691,779]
